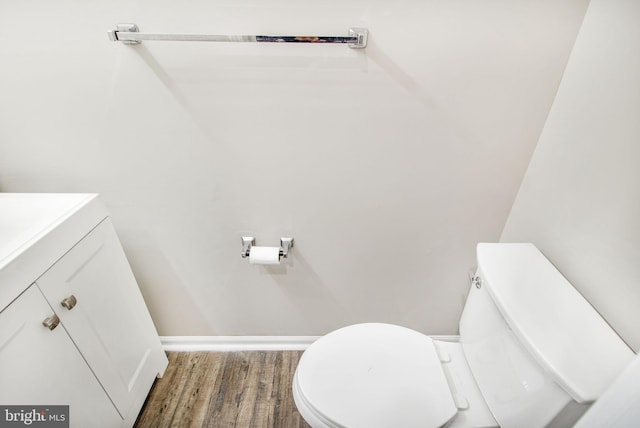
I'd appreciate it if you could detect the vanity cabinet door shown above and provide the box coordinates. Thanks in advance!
[36,218,167,423]
[0,285,122,427]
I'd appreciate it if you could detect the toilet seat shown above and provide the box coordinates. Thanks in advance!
[293,323,458,428]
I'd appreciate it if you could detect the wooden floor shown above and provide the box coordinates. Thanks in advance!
[134,351,311,428]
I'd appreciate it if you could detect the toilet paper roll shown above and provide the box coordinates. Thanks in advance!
[249,246,281,265]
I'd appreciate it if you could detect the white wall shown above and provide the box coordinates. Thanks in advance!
[0,0,588,336]
[502,0,640,351]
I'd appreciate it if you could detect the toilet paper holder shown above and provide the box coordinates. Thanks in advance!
[241,236,294,259]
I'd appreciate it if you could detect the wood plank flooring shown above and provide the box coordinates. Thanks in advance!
[134,351,310,428]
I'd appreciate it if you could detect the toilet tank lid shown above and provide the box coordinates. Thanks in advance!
[476,243,634,403]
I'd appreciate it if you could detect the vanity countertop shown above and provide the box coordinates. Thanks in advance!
[0,193,108,311]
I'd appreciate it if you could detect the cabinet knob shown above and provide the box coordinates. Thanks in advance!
[42,314,60,331]
[61,295,78,310]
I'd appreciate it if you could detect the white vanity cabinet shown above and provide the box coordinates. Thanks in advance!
[0,284,123,427]
[0,194,168,428]
[36,218,169,425]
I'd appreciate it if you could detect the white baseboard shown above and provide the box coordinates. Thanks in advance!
[160,334,459,352]
[160,336,321,352]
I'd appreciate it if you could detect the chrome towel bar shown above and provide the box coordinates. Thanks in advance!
[108,23,368,49]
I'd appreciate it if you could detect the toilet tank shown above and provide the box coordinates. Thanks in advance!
[459,243,634,428]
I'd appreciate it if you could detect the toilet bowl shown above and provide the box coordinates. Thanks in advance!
[293,323,497,428]
[292,243,634,428]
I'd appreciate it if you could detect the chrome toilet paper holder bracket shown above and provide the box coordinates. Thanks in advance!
[280,237,294,259]
[241,236,294,258]
[241,237,255,258]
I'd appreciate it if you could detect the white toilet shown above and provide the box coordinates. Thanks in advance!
[292,243,634,428]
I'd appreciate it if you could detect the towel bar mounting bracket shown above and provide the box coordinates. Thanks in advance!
[108,23,141,44]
